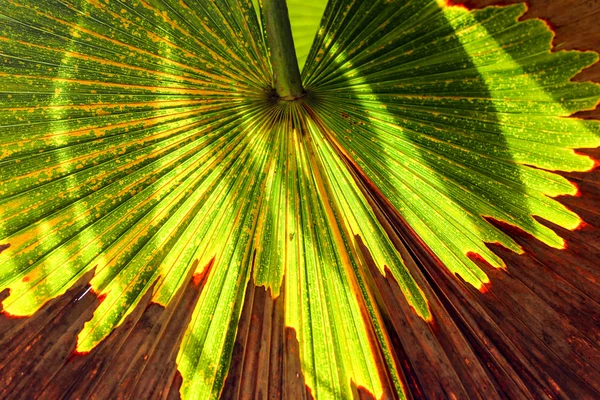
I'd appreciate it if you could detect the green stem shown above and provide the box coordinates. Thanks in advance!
[263,0,304,100]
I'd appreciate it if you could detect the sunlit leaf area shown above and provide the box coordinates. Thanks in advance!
[1,0,599,398]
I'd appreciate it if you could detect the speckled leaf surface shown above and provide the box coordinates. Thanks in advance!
[0,0,599,399]
[302,0,600,288]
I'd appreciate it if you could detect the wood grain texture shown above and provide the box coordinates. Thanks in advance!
[0,264,209,399]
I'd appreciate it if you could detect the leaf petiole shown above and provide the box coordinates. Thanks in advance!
[263,0,304,100]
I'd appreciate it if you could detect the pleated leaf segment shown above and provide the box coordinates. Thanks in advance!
[0,0,598,399]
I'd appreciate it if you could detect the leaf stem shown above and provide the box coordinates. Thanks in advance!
[263,0,304,100]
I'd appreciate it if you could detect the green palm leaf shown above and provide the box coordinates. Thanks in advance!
[1,0,599,399]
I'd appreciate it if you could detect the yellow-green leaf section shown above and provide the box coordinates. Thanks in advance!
[302,0,600,288]
[1,0,599,399]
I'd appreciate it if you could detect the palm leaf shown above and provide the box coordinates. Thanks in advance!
[1,0,599,399]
